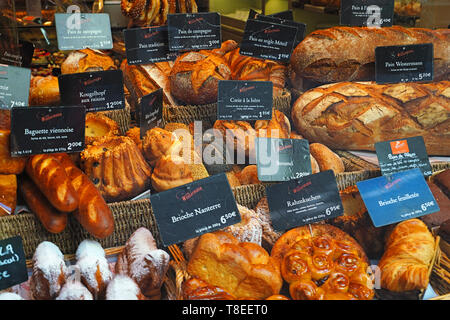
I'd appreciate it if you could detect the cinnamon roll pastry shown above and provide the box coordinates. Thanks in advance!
[289,280,325,300]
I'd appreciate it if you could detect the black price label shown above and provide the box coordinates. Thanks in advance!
[139,89,163,139]
[168,12,221,52]
[0,236,28,291]
[256,138,312,182]
[124,26,178,65]
[10,106,86,157]
[340,0,394,27]
[0,65,31,109]
[255,14,306,48]
[217,80,273,121]
[375,136,433,177]
[59,70,125,113]
[150,173,241,246]
[375,43,433,84]
[54,13,113,51]
[240,19,298,62]
[266,170,344,231]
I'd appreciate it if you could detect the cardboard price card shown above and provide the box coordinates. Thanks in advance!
[59,70,125,113]
[266,170,344,231]
[375,136,433,177]
[256,137,312,182]
[10,106,86,157]
[240,19,298,63]
[0,65,31,109]
[0,236,28,291]
[217,80,273,121]
[54,13,113,51]
[150,173,241,246]
[124,26,178,65]
[375,43,433,84]
[340,0,394,27]
[168,12,221,52]
[356,168,439,227]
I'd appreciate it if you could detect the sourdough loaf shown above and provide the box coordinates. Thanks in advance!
[291,81,450,155]
[290,26,449,87]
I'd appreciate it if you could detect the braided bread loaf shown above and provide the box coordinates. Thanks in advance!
[290,26,450,87]
[291,81,450,155]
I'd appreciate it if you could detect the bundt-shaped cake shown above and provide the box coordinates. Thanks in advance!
[85,113,119,145]
[81,136,152,202]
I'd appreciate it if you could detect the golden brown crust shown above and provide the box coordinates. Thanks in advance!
[187,231,283,299]
[29,76,60,106]
[151,155,193,192]
[182,277,236,300]
[291,81,450,156]
[235,165,261,185]
[290,26,450,84]
[126,127,143,152]
[81,136,152,202]
[169,50,231,105]
[61,49,116,74]
[0,174,16,216]
[0,129,27,175]
[378,219,435,292]
[142,127,179,166]
[226,171,241,188]
[85,113,119,146]
[213,120,256,159]
[309,143,345,174]
[255,109,291,139]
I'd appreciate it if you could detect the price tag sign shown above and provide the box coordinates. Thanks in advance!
[268,10,294,21]
[0,236,28,291]
[139,88,163,139]
[217,80,273,121]
[150,173,241,246]
[10,106,86,157]
[375,136,433,177]
[340,0,394,27]
[168,12,221,52]
[266,170,344,231]
[375,43,433,84]
[240,19,298,63]
[256,138,312,182]
[59,70,125,113]
[0,65,31,109]
[124,26,178,65]
[54,13,113,51]
[356,168,439,227]
[256,14,306,48]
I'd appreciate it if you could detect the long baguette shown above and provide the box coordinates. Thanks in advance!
[290,26,450,86]
[53,153,114,239]
[291,81,450,156]
[19,177,68,234]
[25,155,79,212]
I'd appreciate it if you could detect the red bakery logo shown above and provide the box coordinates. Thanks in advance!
[83,76,101,86]
[390,140,409,154]
[264,28,280,34]
[188,17,204,24]
[148,96,157,106]
[385,178,401,190]
[397,49,414,57]
[239,86,255,93]
[40,112,63,122]
[177,186,203,201]
[278,144,292,152]
[291,181,311,194]
[145,30,159,39]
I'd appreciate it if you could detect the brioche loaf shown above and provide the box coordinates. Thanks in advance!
[290,26,449,86]
[291,81,450,155]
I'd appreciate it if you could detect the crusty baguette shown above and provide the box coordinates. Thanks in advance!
[53,153,114,239]
[26,155,79,212]
[291,81,450,156]
[290,26,450,86]
[19,177,68,234]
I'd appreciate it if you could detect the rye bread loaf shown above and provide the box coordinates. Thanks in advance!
[290,26,450,87]
[291,81,450,155]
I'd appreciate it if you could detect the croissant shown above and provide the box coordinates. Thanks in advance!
[378,219,435,292]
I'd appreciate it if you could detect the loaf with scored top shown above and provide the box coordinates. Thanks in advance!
[290,26,450,87]
[291,81,450,156]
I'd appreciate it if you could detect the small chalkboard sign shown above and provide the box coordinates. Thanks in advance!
[0,236,28,291]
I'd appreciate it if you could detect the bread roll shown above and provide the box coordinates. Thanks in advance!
[61,49,116,74]
[291,81,450,156]
[309,143,345,174]
[29,76,60,106]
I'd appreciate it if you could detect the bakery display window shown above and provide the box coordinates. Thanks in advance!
[0,0,448,303]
